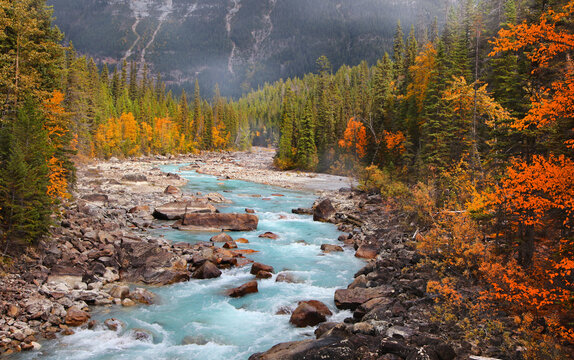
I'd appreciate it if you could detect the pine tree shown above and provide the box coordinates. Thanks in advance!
[277,87,295,166]
[192,79,202,140]
[392,20,405,75]
[297,100,318,170]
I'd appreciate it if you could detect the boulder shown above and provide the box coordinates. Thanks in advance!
[334,286,394,310]
[256,271,273,279]
[276,272,299,283]
[211,232,233,242]
[65,306,90,327]
[192,261,222,279]
[173,213,258,231]
[122,298,136,307]
[227,281,258,298]
[81,194,109,204]
[223,241,237,249]
[206,192,231,203]
[129,205,150,213]
[164,185,180,195]
[245,208,255,214]
[292,208,313,215]
[313,199,336,222]
[122,174,147,182]
[153,201,216,220]
[320,244,344,253]
[355,245,379,259]
[259,232,279,239]
[104,318,124,331]
[236,238,249,244]
[251,262,274,275]
[289,300,332,327]
[129,288,157,305]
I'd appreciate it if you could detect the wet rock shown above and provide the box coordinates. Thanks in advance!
[122,174,147,182]
[122,298,136,307]
[65,306,90,327]
[245,208,255,214]
[174,213,259,231]
[259,232,279,239]
[334,286,394,310]
[320,244,344,253]
[104,318,124,331]
[313,199,336,222]
[192,261,222,279]
[292,208,313,215]
[275,272,299,283]
[181,335,209,345]
[227,281,258,298]
[355,245,379,259]
[206,192,231,203]
[256,271,273,279]
[131,328,153,342]
[289,300,332,327]
[108,285,130,299]
[314,322,339,338]
[211,232,233,243]
[251,262,274,275]
[153,201,216,220]
[236,238,249,244]
[129,288,157,305]
[164,185,180,195]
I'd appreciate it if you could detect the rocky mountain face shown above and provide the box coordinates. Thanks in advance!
[48,0,445,97]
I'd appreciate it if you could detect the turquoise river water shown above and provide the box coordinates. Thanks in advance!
[25,165,364,360]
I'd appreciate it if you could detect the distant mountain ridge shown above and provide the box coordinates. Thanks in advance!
[48,0,446,97]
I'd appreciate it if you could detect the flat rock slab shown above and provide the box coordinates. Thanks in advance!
[227,281,258,298]
[174,213,258,231]
[334,285,394,310]
[153,201,216,220]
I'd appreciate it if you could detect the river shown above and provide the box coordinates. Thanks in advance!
[23,165,364,360]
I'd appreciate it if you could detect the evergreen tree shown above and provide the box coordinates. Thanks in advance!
[297,100,318,170]
[392,20,405,75]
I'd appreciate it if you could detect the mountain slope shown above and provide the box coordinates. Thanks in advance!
[48,0,446,97]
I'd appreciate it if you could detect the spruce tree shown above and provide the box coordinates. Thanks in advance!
[297,100,318,170]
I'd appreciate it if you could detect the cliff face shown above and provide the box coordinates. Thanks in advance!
[48,0,445,96]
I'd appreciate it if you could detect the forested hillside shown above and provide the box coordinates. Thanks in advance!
[46,0,447,97]
[0,0,573,358]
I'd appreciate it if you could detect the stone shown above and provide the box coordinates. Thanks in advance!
[276,272,299,283]
[227,281,258,298]
[223,241,237,249]
[245,208,255,214]
[211,232,233,243]
[334,286,394,310]
[256,271,273,279]
[129,205,150,213]
[164,185,180,195]
[108,285,130,299]
[131,328,153,342]
[292,208,313,215]
[206,192,231,203]
[153,201,216,220]
[313,199,336,222]
[236,238,249,244]
[192,261,222,279]
[104,318,124,331]
[355,245,379,259]
[122,298,136,307]
[289,300,333,327]
[320,244,344,253]
[122,174,147,182]
[7,305,20,318]
[129,288,157,305]
[314,322,339,339]
[81,194,109,204]
[251,262,274,275]
[259,232,279,239]
[65,306,90,327]
[174,213,259,231]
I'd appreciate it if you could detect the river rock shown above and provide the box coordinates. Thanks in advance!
[245,208,255,213]
[289,300,333,327]
[164,185,180,195]
[236,238,249,243]
[81,194,109,204]
[256,271,272,279]
[174,213,259,231]
[108,285,130,299]
[192,261,222,279]
[122,174,147,182]
[153,201,216,220]
[122,298,136,307]
[211,232,233,242]
[334,285,394,310]
[292,208,313,215]
[129,288,157,305]
[251,262,274,275]
[276,272,299,283]
[131,328,154,342]
[313,199,336,222]
[355,245,379,259]
[227,281,258,297]
[320,244,344,253]
[206,192,231,203]
[259,232,279,239]
[104,318,124,331]
[65,306,90,327]
[223,241,237,249]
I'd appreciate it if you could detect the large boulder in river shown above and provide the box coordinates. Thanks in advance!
[65,306,90,327]
[289,300,333,327]
[227,281,258,297]
[153,201,216,220]
[118,238,190,285]
[313,199,336,222]
[211,232,233,242]
[251,262,274,275]
[192,261,222,279]
[173,213,258,231]
[334,285,394,310]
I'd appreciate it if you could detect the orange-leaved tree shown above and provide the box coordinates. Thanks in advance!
[474,0,574,348]
[338,117,367,159]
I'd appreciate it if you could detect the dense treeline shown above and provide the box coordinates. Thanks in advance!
[237,0,574,357]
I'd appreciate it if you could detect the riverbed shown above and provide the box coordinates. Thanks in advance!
[24,164,363,360]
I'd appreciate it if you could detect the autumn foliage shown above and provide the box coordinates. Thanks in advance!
[338,117,367,158]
